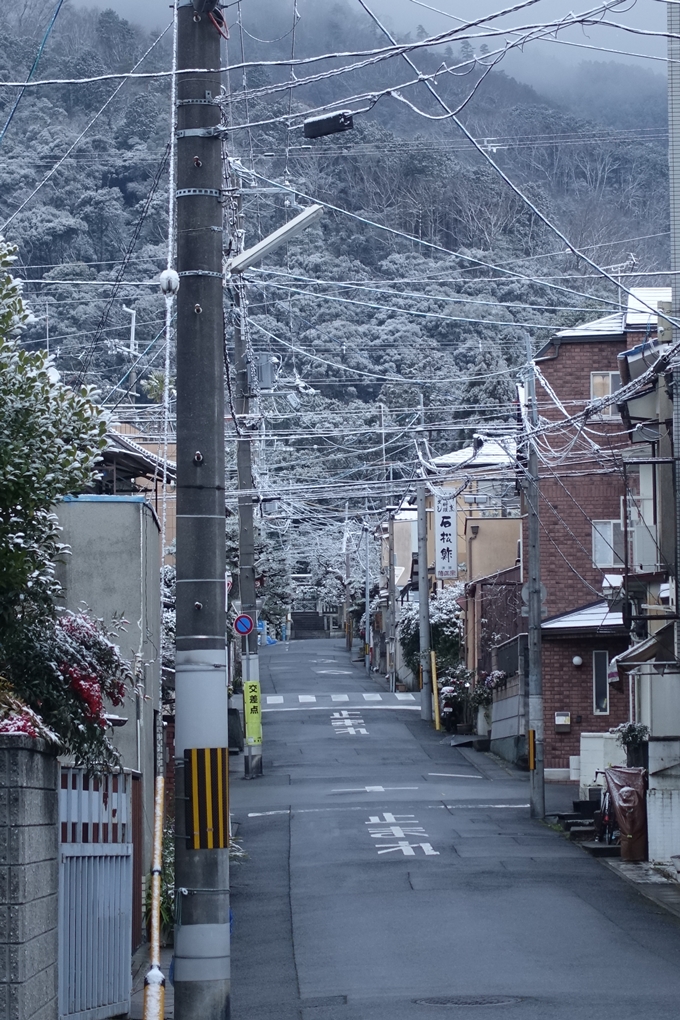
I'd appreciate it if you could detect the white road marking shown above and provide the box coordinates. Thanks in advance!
[299,695,316,703]
[316,669,353,675]
[331,786,419,794]
[266,695,284,704]
[395,692,416,700]
[376,842,439,856]
[248,810,290,817]
[428,772,485,780]
[262,705,420,713]
[331,694,350,702]
[368,824,428,838]
[445,804,530,809]
[366,811,440,856]
[363,693,382,701]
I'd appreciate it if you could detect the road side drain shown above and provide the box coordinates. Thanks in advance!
[415,996,523,1007]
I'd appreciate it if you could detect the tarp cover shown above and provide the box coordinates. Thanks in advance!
[605,766,647,861]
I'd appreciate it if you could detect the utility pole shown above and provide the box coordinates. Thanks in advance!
[387,511,397,693]
[668,2,680,663]
[345,544,353,652]
[364,523,371,674]
[123,304,137,403]
[173,3,230,1018]
[226,195,323,775]
[525,348,545,819]
[232,267,263,777]
[417,482,432,717]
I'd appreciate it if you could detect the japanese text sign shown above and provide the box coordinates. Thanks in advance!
[435,494,458,579]
[244,680,262,746]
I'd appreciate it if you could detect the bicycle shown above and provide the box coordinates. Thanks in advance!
[594,770,620,845]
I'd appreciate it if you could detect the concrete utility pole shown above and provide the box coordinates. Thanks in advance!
[173,2,230,1017]
[232,270,263,777]
[364,523,371,674]
[668,2,680,659]
[345,545,353,651]
[123,304,137,403]
[387,512,397,692]
[417,482,432,718]
[525,354,545,819]
[228,191,322,773]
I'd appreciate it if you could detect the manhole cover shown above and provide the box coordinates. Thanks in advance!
[415,996,522,1007]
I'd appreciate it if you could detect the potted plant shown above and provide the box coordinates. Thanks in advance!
[610,722,650,769]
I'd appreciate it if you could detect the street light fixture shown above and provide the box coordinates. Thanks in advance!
[228,204,324,275]
[303,110,354,139]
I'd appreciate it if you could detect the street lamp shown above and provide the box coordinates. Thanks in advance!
[227,204,323,275]
[227,198,323,776]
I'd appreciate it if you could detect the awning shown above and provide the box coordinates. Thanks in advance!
[610,622,676,682]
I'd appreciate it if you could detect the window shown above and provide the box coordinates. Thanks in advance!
[591,371,621,415]
[592,520,624,567]
[593,650,609,714]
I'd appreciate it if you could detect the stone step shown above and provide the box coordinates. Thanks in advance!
[581,840,621,858]
[569,825,597,842]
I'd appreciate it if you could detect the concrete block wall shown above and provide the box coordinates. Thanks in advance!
[0,735,58,1020]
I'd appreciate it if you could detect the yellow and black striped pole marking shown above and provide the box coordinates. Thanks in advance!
[528,729,536,771]
[185,748,229,850]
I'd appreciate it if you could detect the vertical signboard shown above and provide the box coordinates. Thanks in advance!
[435,493,458,579]
[244,680,262,746]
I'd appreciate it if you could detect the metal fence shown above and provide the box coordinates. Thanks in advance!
[58,768,133,1020]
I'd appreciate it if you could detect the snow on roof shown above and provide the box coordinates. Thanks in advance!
[542,601,623,631]
[626,287,671,328]
[555,312,624,339]
[432,438,516,470]
[394,508,417,521]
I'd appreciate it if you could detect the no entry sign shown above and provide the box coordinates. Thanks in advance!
[234,613,254,636]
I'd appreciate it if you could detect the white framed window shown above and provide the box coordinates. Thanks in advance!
[593,650,609,714]
[590,371,621,415]
[592,520,624,567]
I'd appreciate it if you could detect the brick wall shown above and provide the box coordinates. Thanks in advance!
[541,635,629,769]
[529,336,629,619]
[0,735,58,1020]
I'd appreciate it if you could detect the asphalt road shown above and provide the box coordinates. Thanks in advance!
[230,638,680,1020]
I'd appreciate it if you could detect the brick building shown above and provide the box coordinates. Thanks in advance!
[483,290,670,777]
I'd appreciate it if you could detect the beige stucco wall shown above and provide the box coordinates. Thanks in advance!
[464,517,521,582]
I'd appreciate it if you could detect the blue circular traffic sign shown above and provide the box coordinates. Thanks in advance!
[234,613,254,636]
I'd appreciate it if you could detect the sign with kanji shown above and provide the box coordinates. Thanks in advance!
[244,680,262,746]
[434,493,458,579]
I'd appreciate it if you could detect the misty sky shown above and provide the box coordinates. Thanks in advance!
[70,0,668,85]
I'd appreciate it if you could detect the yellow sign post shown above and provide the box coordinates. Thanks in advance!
[430,650,441,732]
[244,679,263,777]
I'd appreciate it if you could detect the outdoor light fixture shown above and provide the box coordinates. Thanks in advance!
[228,204,324,274]
[572,656,583,667]
[303,111,354,139]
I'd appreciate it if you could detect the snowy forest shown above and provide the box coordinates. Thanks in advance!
[0,0,670,604]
